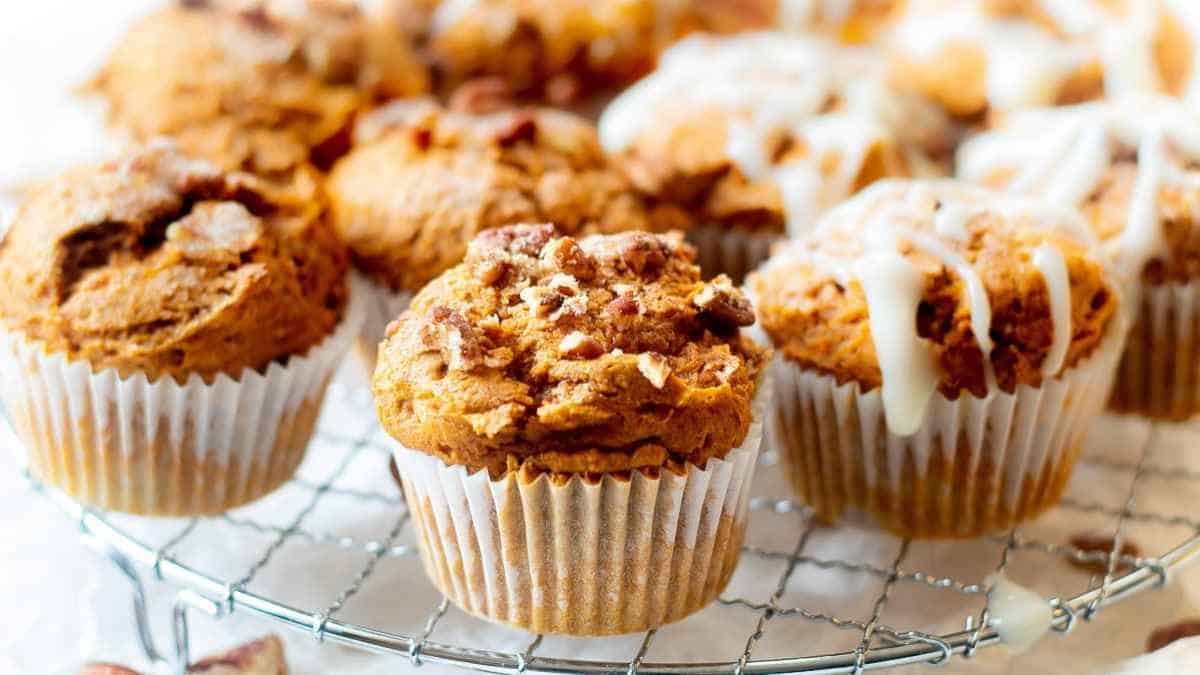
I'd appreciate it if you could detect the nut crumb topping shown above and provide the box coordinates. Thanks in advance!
[374,223,768,479]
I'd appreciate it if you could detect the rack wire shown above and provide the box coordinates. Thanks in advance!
[11,378,1200,674]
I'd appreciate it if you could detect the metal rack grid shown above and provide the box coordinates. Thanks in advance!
[13,379,1200,674]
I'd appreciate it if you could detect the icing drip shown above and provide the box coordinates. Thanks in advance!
[776,180,1091,436]
[856,247,940,436]
[598,33,944,236]
[958,97,1200,281]
[1032,244,1072,376]
[987,574,1053,653]
[887,0,1200,111]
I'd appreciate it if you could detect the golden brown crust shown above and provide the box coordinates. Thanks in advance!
[749,182,1119,397]
[374,224,768,479]
[89,1,429,182]
[1081,162,1200,285]
[326,101,690,292]
[388,0,771,104]
[0,144,349,382]
[979,160,1200,286]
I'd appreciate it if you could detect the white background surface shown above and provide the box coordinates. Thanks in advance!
[4,3,1200,674]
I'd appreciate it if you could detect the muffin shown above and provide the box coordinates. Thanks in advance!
[748,180,1124,538]
[381,0,773,106]
[375,223,770,634]
[959,97,1200,418]
[88,0,429,187]
[883,0,1200,120]
[326,98,689,372]
[0,144,363,515]
[599,32,954,281]
[775,0,904,43]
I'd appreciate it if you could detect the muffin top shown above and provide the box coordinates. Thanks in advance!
[958,97,1200,284]
[89,0,429,182]
[884,0,1200,118]
[383,0,771,103]
[598,33,953,236]
[326,98,689,293]
[374,223,769,480]
[749,179,1119,435]
[0,144,349,383]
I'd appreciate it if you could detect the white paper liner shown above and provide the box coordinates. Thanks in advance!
[392,381,770,635]
[687,223,782,282]
[767,322,1125,538]
[354,275,413,377]
[1110,279,1200,420]
[0,276,367,515]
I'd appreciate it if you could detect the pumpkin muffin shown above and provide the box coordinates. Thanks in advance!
[884,0,1200,120]
[88,0,429,188]
[375,223,769,634]
[380,0,774,106]
[748,179,1124,538]
[327,97,689,372]
[599,32,954,281]
[0,144,362,515]
[960,97,1200,418]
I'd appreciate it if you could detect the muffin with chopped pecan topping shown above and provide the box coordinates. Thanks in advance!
[327,98,688,372]
[375,223,768,635]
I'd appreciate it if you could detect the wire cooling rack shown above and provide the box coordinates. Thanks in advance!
[11,377,1200,674]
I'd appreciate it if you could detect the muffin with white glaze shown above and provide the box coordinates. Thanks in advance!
[883,0,1200,120]
[599,32,954,280]
[748,179,1125,538]
[960,96,1200,419]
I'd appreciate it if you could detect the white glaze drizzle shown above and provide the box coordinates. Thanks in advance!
[885,0,1200,112]
[1032,244,1072,376]
[598,32,946,236]
[771,180,1090,435]
[986,574,1053,653]
[958,97,1200,281]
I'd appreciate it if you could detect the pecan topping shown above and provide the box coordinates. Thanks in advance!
[559,331,604,359]
[694,275,755,328]
[1148,620,1200,653]
[541,237,597,281]
[637,352,672,389]
[422,305,484,370]
[494,111,538,147]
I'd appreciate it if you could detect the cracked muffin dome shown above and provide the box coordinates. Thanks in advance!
[749,179,1120,434]
[373,223,769,479]
[599,32,953,238]
[327,98,689,293]
[89,0,429,183]
[0,144,349,383]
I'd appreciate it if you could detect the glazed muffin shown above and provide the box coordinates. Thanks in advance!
[748,180,1124,538]
[88,0,429,187]
[599,32,954,281]
[375,223,769,634]
[381,0,773,106]
[327,98,689,371]
[0,144,362,515]
[884,0,1200,119]
[959,97,1200,418]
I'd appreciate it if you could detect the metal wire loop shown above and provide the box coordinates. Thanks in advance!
[311,612,330,643]
[895,631,952,666]
[408,640,425,668]
[1142,560,1169,588]
[1049,597,1076,634]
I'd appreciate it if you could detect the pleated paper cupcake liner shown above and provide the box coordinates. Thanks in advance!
[1110,280,1200,420]
[686,223,782,283]
[768,325,1125,539]
[353,275,413,377]
[393,381,770,635]
[0,276,367,516]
